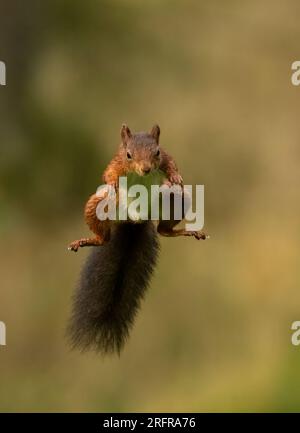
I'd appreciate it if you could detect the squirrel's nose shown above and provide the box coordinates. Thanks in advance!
[143,168,151,175]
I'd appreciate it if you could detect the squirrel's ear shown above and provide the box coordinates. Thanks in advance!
[150,124,160,143]
[121,124,132,146]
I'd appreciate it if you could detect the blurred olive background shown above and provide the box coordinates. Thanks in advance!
[1,0,300,412]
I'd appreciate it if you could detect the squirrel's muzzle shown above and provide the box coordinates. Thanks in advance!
[135,163,152,176]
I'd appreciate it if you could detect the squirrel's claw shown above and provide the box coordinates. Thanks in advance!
[193,231,208,240]
[68,241,80,252]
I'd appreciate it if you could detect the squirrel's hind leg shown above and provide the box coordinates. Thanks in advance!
[68,236,106,252]
[157,220,207,240]
[68,193,111,252]
[157,191,207,240]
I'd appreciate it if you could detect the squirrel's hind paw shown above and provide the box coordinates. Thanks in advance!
[193,231,208,240]
[68,240,80,252]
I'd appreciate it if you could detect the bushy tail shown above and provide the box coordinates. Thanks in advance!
[67,222,159,354]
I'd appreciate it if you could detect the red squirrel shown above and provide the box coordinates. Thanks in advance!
[67,124,207,354]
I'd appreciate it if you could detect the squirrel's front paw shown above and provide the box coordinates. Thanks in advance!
[167,174,183,186]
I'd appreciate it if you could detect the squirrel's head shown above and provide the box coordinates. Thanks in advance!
[120,124,162,176]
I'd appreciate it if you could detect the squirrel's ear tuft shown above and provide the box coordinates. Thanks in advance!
[121,124,132,145]
[150,124,160,143]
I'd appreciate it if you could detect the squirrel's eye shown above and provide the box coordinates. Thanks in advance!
[156,149,160,157]
[127,152,132,160]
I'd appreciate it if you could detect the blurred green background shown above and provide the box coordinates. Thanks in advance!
[1,0,300,412]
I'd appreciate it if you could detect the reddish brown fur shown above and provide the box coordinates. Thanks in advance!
[68,124,206,252]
